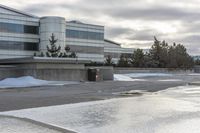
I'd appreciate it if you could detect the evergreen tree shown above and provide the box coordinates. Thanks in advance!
[62,53,68,58]
[117,54,130,67]
[64,45,71,57]
[40,52,45,57]
[195,59,200,65]
[58,52,63,58]
[33,52,37,57]
[105,55,113,66]
[143,52,159,68]
[159,40,169,67]
[46,33,61,57]
[145,37,193,68]
[149,37,168,67]
[174,44,194,68]
[65,45,71,53]
[130,49,144,67]
[69,52,77,58]
[167,43,178,68]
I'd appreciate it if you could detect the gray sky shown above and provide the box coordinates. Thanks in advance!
[1,0,200,55]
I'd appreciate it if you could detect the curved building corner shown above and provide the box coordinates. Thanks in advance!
[39,17,66,52]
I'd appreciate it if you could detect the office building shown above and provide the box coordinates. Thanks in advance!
[0,4,135,63]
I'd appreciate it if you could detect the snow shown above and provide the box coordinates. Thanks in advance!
[114,73,171,81]
[0,116,61,133]
[157,79,182,82]
[187,73,200,76]
[114,74,146,81]
[0,76,79,89]
[2,85,200,133]
[112,90,149,96]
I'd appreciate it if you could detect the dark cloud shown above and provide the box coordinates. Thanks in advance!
[125,29,162,41]
[22,4,66,15]
[22,4,55,14]
[22,3,99,16]
[106,7,200,22]
[23,2,200,22]
[105,27,133,38]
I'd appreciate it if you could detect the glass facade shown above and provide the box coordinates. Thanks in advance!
[69,45,104,54]
[104,52,120,58]
[66,29,104,40]
[0,41,39,51]
[0,22,39,34]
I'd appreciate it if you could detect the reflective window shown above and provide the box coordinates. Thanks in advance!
[0,22,39,34]
[66,29,104,40]
[0,41,39,51]
[104,52,120,58]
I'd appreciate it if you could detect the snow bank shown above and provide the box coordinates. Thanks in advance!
[114,74,146,81]
[158,79,182,82]
[114,74,135,81]
[0,116,61,133]
[114,73,171,81]
[0,76,78,89]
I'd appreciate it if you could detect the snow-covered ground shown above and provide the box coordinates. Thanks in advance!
[2,85,200,133]
[124,73,172,78]
[0,76,79,89]
[0,116,61,133]
[114,73,172,81]
[114,74,147,81]
[157,79,182,82]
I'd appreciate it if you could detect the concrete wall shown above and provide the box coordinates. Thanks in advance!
[0,64,114,81]
[100,67,114,80]
[18,63,87,81]
[114,67,194,74]
[0,63,87,81]
[0,57,114,81]
[0,66,23,80]
[22,69,87,81]
[194,66,200,73]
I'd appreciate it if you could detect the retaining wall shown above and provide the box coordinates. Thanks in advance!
[0,64,87,81]
[0,63,114,81]
[194,66,200,73]
[114,67,194,74]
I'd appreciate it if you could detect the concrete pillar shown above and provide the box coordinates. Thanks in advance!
[39,17,66,52]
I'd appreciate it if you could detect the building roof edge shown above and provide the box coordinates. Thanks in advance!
[0,4,39,18]
[104,39,121,46]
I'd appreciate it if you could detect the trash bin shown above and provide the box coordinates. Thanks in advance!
[88,68,100,81]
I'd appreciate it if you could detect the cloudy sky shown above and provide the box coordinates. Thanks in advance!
[1,0,200,55]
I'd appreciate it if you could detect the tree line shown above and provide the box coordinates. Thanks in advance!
[112,37,194,68]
